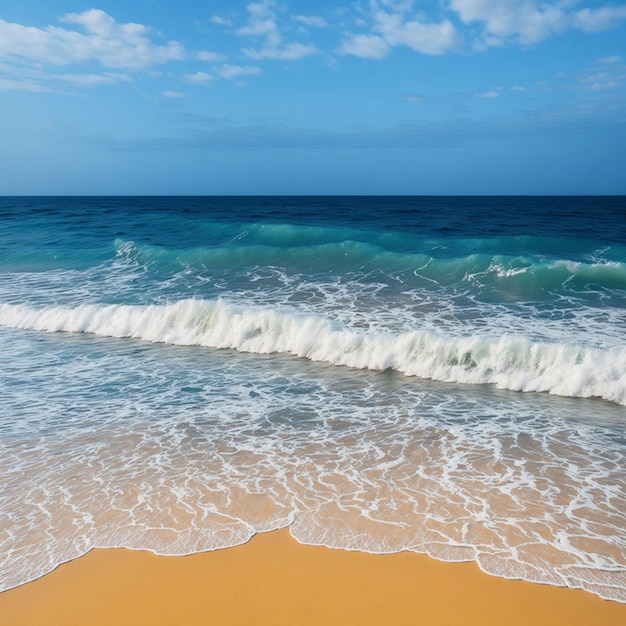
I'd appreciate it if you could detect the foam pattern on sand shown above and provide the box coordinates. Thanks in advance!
[1,326,625,602]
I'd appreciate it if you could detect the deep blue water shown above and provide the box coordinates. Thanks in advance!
[0,196,625,601]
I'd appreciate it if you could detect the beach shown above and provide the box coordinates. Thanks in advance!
[2,528,625,626]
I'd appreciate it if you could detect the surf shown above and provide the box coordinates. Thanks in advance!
[2,298,624,406]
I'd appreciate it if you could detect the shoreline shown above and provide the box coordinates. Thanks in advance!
[2,529,625,626]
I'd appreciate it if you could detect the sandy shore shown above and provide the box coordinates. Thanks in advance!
[1,528,624,626]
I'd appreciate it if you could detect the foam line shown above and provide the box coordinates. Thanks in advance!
[1,299,624,405]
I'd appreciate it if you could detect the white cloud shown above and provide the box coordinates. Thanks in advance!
[211,15,233,27]
[598,55,623,64]
[0,77,52,92]
[56,72,133,86]
[184,65,262,84]
[197,51,227,62]
[236,0,280,41]
[450,0,565,44]
[236,0,319,60]
[402,93,428,103]
[237,17,279,40]
[338,34,390,59]
[573,6,626,32]
[338,2,462,58]
[588,80,621,91]
[216,64,262,79]
[450,0,626,46]
[162,90,188,98]
[242,42,318,60]
[373,10,462,54]
[502,56,625,95]
[578,69,623,91]
[293,16,328,28]
[476,90,500,98]
[184,71,216,85]
[0,9,185,69]
[378,0,417,10]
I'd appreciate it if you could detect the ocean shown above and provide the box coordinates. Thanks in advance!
[0,196,625,602]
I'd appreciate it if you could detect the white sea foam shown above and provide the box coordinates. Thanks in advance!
[1,299,625,405]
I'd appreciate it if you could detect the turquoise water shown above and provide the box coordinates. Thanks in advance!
[0,196,625,601]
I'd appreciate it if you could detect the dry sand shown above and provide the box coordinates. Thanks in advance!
[1,528,624,625]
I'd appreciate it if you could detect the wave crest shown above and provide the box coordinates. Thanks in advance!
[1,299,624,405]
[113,238,626,293]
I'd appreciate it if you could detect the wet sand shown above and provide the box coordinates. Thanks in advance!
[1,528,625,626]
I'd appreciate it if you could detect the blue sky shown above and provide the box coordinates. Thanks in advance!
[1,0,625,194]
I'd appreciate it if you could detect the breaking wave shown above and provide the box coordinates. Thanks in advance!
[2,299,625,405]
[115,238,626,292]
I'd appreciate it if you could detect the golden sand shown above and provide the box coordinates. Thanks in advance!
[1,529,624,626]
